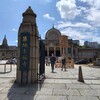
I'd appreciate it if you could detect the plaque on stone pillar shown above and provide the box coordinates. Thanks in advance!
[20,32,30,71]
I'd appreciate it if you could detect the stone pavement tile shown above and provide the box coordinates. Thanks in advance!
[42,84,53,89]
[0,82,15,88]
[52,83,67,89]
[84,80,92,84]
[0,87,28,94]
[36,95,67,100]
[43,79,55,83]
[36,88,53,95]
[91,80,100,84]
[54,79,72,84]
[96,90,100,96]
[68,96,99,100]
[0,88,10,94]
[9,87,29,94]
[43,83,67,89]
[4,94,37,100]
[53,89,67,95]
[71,80,85,84]
[0,78,14,83]
[26,88,41,95]
[0,94,7,100]
[89,85,100,90]
[66,84,91,89]
[0,87,5,91]
[79,90,100,96]
[53,89,80,96]
[42,83,52,88]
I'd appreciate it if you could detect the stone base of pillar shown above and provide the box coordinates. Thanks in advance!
[16,70,38,84]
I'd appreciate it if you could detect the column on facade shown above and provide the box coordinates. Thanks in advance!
[71,44,73,58]
[63,48,65,55]
[47,46,49,57]
[66,47,68,57]
[60,47,62,56]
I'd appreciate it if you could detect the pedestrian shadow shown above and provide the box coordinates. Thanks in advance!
[7,80,44,100]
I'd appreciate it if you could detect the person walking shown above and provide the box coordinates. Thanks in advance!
[61,56,66,71]
[50,53,56,72]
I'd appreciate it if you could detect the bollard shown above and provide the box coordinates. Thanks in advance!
[78,66,84,83]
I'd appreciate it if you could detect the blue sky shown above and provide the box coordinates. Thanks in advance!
[0,0,100,46]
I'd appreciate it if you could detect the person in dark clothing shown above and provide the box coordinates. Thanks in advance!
[61,56,66,71]
[50,53,56,72]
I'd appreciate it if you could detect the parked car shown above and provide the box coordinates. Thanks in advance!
[75,59,89,64]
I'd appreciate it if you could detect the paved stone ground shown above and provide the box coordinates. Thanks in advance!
[0,63,100,100]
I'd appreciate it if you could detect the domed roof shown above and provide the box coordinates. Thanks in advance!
[23,6,36,17]
[45,27,61,39]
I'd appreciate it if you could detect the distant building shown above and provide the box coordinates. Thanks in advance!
[84,41,99,48]
[72,40,80,45]
[78,48,100,61]
[0,35,17,60]
[84,41,89,47]
[89,42,98,48]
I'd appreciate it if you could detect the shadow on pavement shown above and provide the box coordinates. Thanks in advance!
[0,71,12,74]
[7,80,44,100]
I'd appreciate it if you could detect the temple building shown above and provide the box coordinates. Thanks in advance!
[45,26,68,57]
[0,35,17,60]
[44,26,100,61]
[44,26,80,61]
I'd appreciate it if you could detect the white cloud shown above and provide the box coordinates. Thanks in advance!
[54,0,100,45]
[55,21,92,29]
[16,40,18,43]
[56,0,81,20]
[80,0,100,9]
[61,28,95,45]
[12,28,17,32]
[79,0,100,27]
[60,27,86,39]
[43,13,55,21]
[93,37,100,43]
[55,22,96,45]
[86,8,100,27]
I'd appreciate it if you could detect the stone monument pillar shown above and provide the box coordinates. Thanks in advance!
[16,6,39,84]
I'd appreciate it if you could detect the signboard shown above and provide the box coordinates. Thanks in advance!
[20,32,30,71]
[59,35,68,48]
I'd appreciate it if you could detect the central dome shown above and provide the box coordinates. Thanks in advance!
[45,27,61,41]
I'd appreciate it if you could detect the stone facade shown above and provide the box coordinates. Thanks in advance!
[78,48,100,61]
[0,35,17,60]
